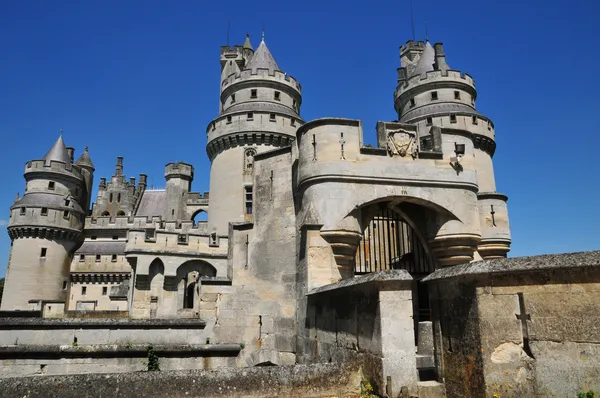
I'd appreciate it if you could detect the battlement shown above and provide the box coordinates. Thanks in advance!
[25,159,85,181]
[220,45,244,57]
[85,215,160,230]
[395,69,475,97]
[400,40,426,53]
[187,192,210,202]
[221,69,301,93]
[165,162,194,180]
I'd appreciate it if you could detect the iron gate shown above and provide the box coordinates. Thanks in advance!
[355,207,433,276]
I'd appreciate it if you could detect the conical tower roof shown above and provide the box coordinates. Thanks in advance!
[43,135,71,167]
[75,146,95,170]
[413,41,435,76]
[245,39,279,73]
[243,33,253,51]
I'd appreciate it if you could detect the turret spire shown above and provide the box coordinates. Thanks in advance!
[43,134,71,167]
[245,38,279,73]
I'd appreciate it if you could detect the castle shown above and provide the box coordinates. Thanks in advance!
[3,34,596,398]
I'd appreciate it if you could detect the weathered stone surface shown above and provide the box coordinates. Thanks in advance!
[0,362,362,398]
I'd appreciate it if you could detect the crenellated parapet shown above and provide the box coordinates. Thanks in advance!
[221,69,301,95]
[25,159,85,183]
[165,162,194,181]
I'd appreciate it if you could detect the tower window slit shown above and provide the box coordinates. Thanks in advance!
[250,89,257,98]
[48,181,55,190]
[245,186,253,215]
[40,248,47,258]
[454,91,461,100]
[431,91,438,100]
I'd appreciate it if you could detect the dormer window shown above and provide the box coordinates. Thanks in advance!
[250,89,257,98]
[274,91,280,100]
[431,92,438,101]
[48,181,55,190]
[65,199,70,207]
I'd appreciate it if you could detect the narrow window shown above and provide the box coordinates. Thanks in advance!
[171,209,175,216]
[247,112,253,120]
[20,207,26,215]
[231,94,236,103]
[40,248,47,258]
[274,91,280,100]
[95,254,101,262]
[212,122,216,130]
[488,121,492,130]
[472,115,478,125]
[410,98,415,108]
[471,96,475,106]
[226,115,232,124]
[62,281,67,290]
[426,117,433,126]
[81,286,87,296]
[229,61,232,66]
[431,91,438,100]
[111,254,117,262]
[79,254,85,262]
[269,113,276,121]
[245,186,253,215]
[48,181,55,190]
[454,91,460,100]
[65,199,70,207]
[117,193,121,203]
[450,114,457,123]
[63,210,69,218]
[290,118,296,126]
[293,99,297,109]
[41,208,48,216]
[102,287,108,296]
[250,89,257,98]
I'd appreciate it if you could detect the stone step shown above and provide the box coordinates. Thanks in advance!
[417,380,446,398]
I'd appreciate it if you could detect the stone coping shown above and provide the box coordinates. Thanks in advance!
[0,344,242,359]
[423,250,600,282]
[307,269,412,296]
[0,317,206,329]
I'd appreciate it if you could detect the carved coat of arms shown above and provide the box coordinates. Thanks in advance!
[386,129,417,158]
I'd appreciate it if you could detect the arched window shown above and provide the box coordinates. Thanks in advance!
[109,193,113,203]
[117,211,125,216]
[101,211,110,217]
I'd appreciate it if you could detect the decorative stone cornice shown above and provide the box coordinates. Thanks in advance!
[70,272,131,283]
[8,226,81,241]
[206,132,294,160]
[473,134,497,157]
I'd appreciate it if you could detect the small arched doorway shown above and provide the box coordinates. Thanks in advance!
[175,260,217,312]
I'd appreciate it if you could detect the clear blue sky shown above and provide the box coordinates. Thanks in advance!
[1,0,598,276]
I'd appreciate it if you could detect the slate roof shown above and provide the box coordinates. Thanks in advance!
[245,40,279,73]
[413,41,435,76]
[75,241,126,255]
[75,147,95,169]
[136,190,167,218]
[12,193,84,213]
[43,135,71,167]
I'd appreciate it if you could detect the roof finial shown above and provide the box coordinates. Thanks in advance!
[84,146,89,152]
[425,20,429,42]
[262,22,265,42]
[60,128,63,136]
[409,0,416,41]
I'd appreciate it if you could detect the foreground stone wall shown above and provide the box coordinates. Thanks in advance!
[425,251,600,398]
[0,362,362,398]
[298,270,418,396]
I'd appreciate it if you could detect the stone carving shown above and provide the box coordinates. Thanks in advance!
[386,129,417,158]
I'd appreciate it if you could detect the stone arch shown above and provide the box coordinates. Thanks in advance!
[148,258,165,318]
[191,209,208,224]
[101,211,110,216]
[117,210,126,216]
[174,260,217,311]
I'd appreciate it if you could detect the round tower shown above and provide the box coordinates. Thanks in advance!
[206,34,304,236]
[1,135,88,310]
[394,40,510,260]
[165,162,194,221]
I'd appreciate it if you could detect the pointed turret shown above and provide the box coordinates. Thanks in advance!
[413,41,435,77]
[75,146,95,170]
[245,38,280,73]
[43,134,71,167]
[243,33,253,51]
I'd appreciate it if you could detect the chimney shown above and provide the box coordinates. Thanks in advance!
[138,174,147,190]
[66,147,75,163]
[433,43,449,72]
[115,156,124,176]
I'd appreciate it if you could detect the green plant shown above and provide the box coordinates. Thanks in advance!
[240,343,245,349]
[578,391,596,398]
[146,344,160,371]
[360,378,377,398]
